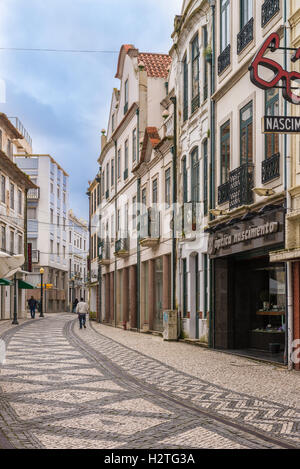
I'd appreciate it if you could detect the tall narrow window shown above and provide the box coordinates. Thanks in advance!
[132,128,137,163]
[240,102,253,165]
[265,89,279,159]
[132,197,137,229]
[10,231,14,255]
[182,157,188,204]
[118,150,121,179]
[191,148,199,203]
[106,163,109,193]
[152,179,158,204]
[221,0,230,52]
[183,55,188,122]
[221,121,230,183]
[1,225,6,251]
[191,34,200,112]
[10,183,14,210]
[142,188,146,213]
[203,26,208,101]
[203,140,208,215]
[111,159,114,187]
[124,79,129,114]
[241,0,253,28]
[124,140,129,179]
[165,168,171,208]
[1,175,5,203]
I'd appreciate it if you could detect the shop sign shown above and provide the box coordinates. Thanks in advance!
[208,221,280,256]
[263,116,300,133]
[249,32,300,105]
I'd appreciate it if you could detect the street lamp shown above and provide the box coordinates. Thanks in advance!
[40,267,44,318]
[12,274,18,325]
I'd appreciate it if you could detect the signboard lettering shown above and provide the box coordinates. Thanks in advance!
[249,33,300,105]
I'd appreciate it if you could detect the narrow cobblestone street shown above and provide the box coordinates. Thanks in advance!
[0,314,299,449]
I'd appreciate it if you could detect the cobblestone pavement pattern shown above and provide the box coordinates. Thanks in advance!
[0,314,299,449]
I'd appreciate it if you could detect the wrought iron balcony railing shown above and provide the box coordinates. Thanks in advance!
[27,188,40,200]
[262,152,280,184]
[191,94,200,114]
[229,163,254,210]
[218,181,230,205]
[262,0,280,27]
[99,239,110,264]
[218,44,231,75]
[115,233,129,256]
[237,17,254,54]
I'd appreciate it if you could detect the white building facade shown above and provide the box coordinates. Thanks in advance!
[15,154,69,313]
[68,209,88,308]
[0,113,36,319]
[170,0,211,342]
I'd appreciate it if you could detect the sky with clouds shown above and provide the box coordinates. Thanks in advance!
[0,0,182,220]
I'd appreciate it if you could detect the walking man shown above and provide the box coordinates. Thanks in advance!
[28,296,37,319]
[76,297,89,329]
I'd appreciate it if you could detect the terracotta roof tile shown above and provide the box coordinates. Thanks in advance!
[138,53,172,79]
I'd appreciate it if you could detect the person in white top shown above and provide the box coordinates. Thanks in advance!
[76,298,89,329]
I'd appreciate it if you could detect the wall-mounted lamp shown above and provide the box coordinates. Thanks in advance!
[253,188,275,197]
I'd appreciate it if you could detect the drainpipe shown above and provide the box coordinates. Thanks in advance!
[136,108,141,332]
[283,0,293,370]
[209,0,216,349]
[170,97,177,311]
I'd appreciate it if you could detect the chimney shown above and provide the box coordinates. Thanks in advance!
[101,129,107,150]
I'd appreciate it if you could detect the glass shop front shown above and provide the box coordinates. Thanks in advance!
[209,205,286,363]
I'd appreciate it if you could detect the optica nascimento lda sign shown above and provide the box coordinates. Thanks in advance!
[263,116,300,134]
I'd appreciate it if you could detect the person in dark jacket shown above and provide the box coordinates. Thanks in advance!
[72,298,79,313]
[28,296,37,319]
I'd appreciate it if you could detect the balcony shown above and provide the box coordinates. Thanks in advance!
[262,0,280,27]
[99,240,110,266]
[115,233,129,258]
[218,181,230,205]
[262,152,280,184]
[139,208,160,248]
[237,17,254,54]
[27,188,40,200]
[218,44,231,75]
[32,249,40,263]
[229,163,254,210]
[9,116,33,153]
[191,94,200,114]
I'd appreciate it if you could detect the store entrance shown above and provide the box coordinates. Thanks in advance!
[232,256,286,363]
[214,254,286,363]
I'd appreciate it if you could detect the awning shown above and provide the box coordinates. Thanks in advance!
[18,279,35,289]
[0,278,13,286]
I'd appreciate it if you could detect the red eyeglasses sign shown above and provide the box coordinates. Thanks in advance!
[249,32,300,105]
